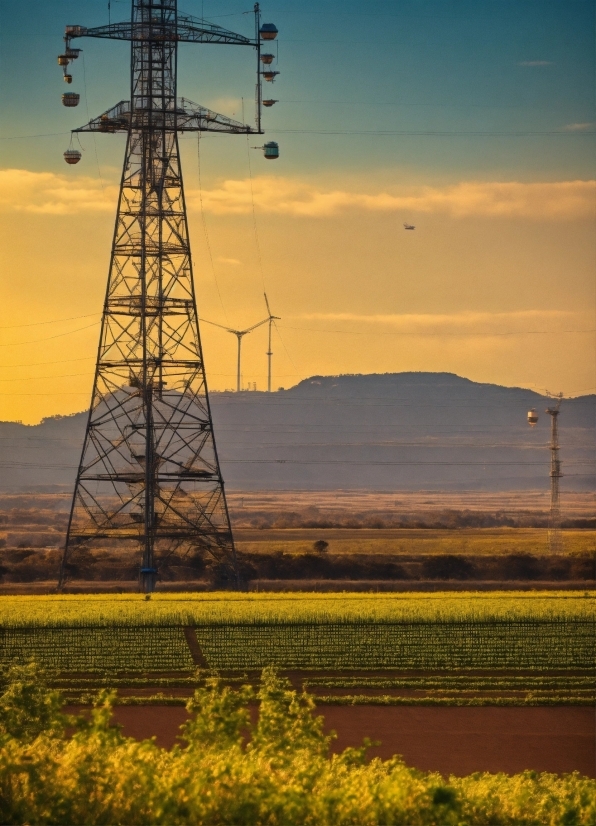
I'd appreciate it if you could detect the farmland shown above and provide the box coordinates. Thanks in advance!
[1,592,593,708]
[0,491,594,589]
[1,591,594,818]
[2,665,595,825]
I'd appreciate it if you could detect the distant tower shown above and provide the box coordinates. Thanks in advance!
[545,393,563,554]
[57,1,278,591]
[264,292,280,392]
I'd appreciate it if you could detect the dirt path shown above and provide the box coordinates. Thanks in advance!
[66,705,595,777]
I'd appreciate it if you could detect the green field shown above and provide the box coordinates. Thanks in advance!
[1,592,593,680]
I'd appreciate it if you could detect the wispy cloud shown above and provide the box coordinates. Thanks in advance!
[2,169,594,222]
[187,177,596,220]
[206,97,243,118]
[563,122,594,132]
[518,60,553,67]
[0,169,115,215]
[296,310,591,336]
[216,256,241,265]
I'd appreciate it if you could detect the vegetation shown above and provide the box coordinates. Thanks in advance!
[0,592,593,673]
[238,530,596,558]
[1,664,595,826]
[1,493,594,586]
[2,591,593,625]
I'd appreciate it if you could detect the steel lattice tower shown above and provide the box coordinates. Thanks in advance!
[58,1,276,591]
[546,394,563,555]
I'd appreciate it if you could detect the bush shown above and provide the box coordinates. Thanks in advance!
[1,665,595,825]
[313,540,330,554]
[421,555,476,580]
[503,554,542,580]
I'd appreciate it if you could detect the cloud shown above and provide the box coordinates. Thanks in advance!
[216,256,241,265]
[188,177,596,220]
[2,168,594,222]
[295,310,591,337]
[206,97,243,118]
[518,60,553,66]
[0,168,116,215]
[563,122,594,132]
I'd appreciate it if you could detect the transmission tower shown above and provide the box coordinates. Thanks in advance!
[545,393,563,554]
[57,1,278,592]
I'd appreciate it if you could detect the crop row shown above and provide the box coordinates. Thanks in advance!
[1,627,194,672]
[52,692,596,707]
[194,621,594,670]
[1,619,593,672]
[304,675,596,690]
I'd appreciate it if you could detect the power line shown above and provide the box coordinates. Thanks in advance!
[0,132,69,140]
[0,459,591,469]
[275,128,596,137]
[196,133,229,323]
[278,323,596,338]
[0,314,97,330]
[0,321,99,347]
[273,320,302,380]
[0,372,91,382]
[245,131,266,291]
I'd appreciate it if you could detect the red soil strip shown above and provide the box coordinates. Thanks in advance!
[66,705,595,778]
[322,706,596,777]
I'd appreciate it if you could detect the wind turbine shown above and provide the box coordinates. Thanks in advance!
[264,292,281,392]
[203,317,269,392]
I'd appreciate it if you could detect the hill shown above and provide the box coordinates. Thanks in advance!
[0,372,593,492]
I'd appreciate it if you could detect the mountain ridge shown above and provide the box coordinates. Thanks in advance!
[0,372,593,492]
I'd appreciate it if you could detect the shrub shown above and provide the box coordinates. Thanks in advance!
[1,665,595,825]
[421,555,476,580]
[313,539,330,554]
[503,554,542,580]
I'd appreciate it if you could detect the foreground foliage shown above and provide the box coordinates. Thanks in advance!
[1,665,595,825]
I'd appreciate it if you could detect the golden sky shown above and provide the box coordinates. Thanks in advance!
[0,0,595,423]
[0,164,593,423]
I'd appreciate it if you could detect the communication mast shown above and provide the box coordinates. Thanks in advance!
[545,393,563,554]
[57,1,278,592]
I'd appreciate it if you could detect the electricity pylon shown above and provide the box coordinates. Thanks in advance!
[545,392,563,554]
[58,1,277,592]
[264,292,280,392]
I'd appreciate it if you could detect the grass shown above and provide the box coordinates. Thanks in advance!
[236,528,596,557]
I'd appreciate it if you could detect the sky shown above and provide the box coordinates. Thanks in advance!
[0,0,594,423]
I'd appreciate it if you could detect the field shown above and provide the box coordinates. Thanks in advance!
[1,592,593,708]
[2,589,595,823]
[236,527,596,556]
[1,491,594,589]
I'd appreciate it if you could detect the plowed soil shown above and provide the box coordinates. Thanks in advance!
[67,705,595,778]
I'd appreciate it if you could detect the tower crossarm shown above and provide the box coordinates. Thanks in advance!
[64,17,255,46]
[73,98,256,135]
[177,15,255,45]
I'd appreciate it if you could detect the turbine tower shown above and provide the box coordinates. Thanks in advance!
[57,1,278,592]
[545,393,563,554]
[203,318,269,392]
[264,292,280,392]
